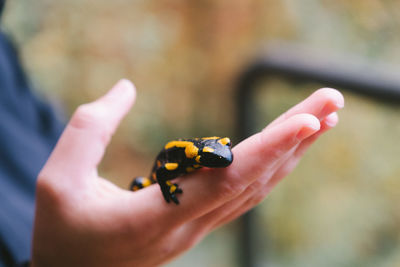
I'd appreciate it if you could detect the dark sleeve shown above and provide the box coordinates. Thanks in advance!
[0,29,65,266]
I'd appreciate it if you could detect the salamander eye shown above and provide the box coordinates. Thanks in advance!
[218,137,231,147]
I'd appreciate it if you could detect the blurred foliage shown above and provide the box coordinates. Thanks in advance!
[2,0,400,266]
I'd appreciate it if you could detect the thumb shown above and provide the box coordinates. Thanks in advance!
[40,79,136,187]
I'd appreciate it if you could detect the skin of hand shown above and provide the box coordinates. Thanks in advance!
[31,79,344,267]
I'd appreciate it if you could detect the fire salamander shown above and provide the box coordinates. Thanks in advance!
[130,137,233,204]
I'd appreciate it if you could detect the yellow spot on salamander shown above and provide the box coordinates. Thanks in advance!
[166,181,177,193]
[195,155,201,163]
[157,160,162,167]
[170,185,177,193]
[185,144,199,158]
[218,137,231,146]
[152,172,157,181]
[165,163,179,171]
[164,141,199,158]
[193,164,201,168]
[133,185,139,191]
[165,140,191,149]
[142,177,152,187]
[203,146,215,153]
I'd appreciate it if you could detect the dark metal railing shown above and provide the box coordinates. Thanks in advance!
[234,45,400,267]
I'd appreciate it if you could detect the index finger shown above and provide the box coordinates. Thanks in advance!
[267,88,344,129]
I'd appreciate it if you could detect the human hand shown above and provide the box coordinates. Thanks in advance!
[32,80,344,267]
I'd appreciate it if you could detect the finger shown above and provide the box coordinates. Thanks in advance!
[264,112,339,191]
[124,113,320,228]
[39,79,136,187]
[207,112,340,230]
[230,113,320,182]
[184,146,296,234]
[267,88,344,129]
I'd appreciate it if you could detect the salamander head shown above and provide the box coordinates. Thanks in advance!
[197,137,233,168]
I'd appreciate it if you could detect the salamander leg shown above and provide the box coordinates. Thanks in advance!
[159,181,182,204]
[130,176,154,191]
[156,164,183,204]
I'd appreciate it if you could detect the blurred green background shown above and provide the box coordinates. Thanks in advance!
[2,0,400,266]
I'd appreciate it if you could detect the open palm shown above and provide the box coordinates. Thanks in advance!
[32,80,344,267]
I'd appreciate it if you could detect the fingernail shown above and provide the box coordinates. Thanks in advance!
[106,79,135,99]
[324,112,339,127]
[335,101,344,109]
[333,93,345,109]
[296,122,320,140]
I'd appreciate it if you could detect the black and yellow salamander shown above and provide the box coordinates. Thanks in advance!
[130,137,233,204]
